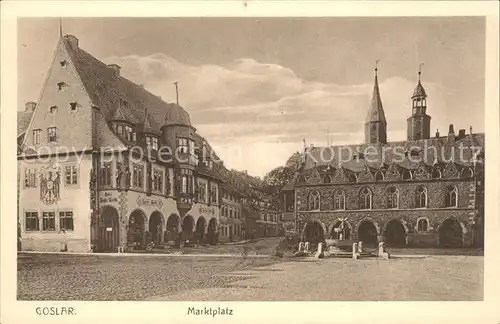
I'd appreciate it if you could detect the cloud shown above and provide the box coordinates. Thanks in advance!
[105,54,446,176]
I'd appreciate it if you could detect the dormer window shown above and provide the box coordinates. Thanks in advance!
[60,60,68,68]
[57,82,67,91]
[69,102,78,112]
[124,125,134,142]
[116,125,123,135]
[50,105,57,114]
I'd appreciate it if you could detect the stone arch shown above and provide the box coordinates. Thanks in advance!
[355,218,380,246]
[149,211,165,245]
[438,217,466,248]
[165,213,180,242]
[195,216,207,245]
[301,220,326,245]
[328,218,352,240]
[128,209,147,246]
[182,214,195,242]
[382,218,408,247]
[207,217,218,245]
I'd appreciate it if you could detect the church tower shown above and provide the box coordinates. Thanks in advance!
[407,65,431,140]
[365,63,387,144]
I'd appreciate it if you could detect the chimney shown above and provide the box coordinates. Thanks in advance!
[25,101,36,112]
[458,129,466,140]
[108,64,121,76]
[64,35,79,50]
[435,129,440,138]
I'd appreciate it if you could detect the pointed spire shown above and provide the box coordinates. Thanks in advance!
[366,60,386,123]
[59,18,63,38]
[412,63,427,98]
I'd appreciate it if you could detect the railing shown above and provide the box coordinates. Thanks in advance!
[282,212,295,221]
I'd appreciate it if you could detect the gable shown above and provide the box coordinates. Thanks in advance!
[21,38,94,154]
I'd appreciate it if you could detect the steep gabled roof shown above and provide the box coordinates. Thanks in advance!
[17,111,34,136]
[62,35,187,135]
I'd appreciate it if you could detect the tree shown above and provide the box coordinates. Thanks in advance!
[262,151,302,210]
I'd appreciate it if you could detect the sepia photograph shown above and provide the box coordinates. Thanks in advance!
[1,1,499,323]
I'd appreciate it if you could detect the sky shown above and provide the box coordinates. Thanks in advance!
[18,17,485,177]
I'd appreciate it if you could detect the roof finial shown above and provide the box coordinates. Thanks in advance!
[59,18,63,38]
[418,62,424,82]
[173,81,179,105]
[375,60,380,76]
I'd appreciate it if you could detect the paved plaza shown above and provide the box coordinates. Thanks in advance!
[18,249,483,301]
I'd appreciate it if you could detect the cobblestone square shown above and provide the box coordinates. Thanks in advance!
[17,252,482,301]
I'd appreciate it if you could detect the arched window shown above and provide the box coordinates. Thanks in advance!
[348,173,357,183]
[417,218,429,232]
[323,175,331,184]
[309,191,320,210]
[386,187,398,209]
[431,168,441,179]
[375,172,384,181]
[402,170,412,180]
[298,175,305,183]
[415,186,427,208]
[461,167,473,179]
[359,187,372,210]
[445,186,458,207]
[334,190,346,210]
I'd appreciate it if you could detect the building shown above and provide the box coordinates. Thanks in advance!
[282,67,484,248]
[17,33,228,252]
[216,166,245,242]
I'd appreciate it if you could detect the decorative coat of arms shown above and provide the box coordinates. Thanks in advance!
[39,165,61,205]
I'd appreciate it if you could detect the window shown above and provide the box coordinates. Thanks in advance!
[70,102,78,112]
[417,218,429,232]
[57,82,67,90]
[24,168,37,188]
[25,212,39,231]
[42,211,56,231]
[229,209,233,218]
[125,126,133,141]
[133,164,144,189]
[178,169,194,194]
[59,211,74,231]
[65,165,78,185]
[50,105,58,114]
[415,186,427,208]
[211,186,217,203]
[431,168,441,179]
[324,175,331,184]
[309,191,320,210]
[445,186,458,207]
[402,170,412,180]
[178,138,189,154]
[117,125,123,135]
[359,187,372,209]
[375,172,384,181]
[198,182,207,202]
[461,167,473,179]
[33,129,41,145]
[100,162,112,187]
[387,187,398,209]
[60,60,68,68]
[333,190,345,210]
[47,127,57,142]
[152,169,163,192]
[146,136,159,150]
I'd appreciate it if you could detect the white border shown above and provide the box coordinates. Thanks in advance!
[1,1,499,324]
